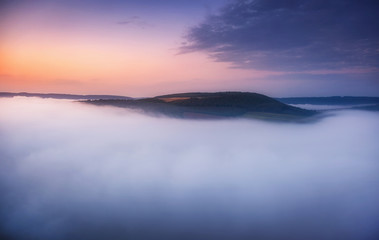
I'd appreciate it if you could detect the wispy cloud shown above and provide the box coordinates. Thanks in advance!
[116,16,152,29]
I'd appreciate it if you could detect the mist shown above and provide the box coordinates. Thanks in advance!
[0,97,378,240]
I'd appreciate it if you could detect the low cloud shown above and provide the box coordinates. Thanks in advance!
[0,97,378,239]
[182,0,379,72]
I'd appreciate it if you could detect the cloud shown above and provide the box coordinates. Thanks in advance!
[182,0,379,71]
[116,16,152,29]
[0,97,379,239]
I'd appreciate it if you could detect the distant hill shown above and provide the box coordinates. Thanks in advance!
[277,96,379,105]
[0,92,132,100]
[85,92,317,121]
[350,104,379,111]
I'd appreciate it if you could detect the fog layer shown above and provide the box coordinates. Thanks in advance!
[0,97,378,240]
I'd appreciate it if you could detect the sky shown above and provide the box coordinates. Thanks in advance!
[1,0,378,97]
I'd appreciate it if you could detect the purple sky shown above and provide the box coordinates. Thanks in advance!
[1,0,378,97]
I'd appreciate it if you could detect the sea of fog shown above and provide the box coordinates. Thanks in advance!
[0,97,378,240]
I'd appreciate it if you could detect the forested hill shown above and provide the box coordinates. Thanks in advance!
[86,92,317,121]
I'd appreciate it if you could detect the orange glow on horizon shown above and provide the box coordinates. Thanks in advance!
[0,5,280,97]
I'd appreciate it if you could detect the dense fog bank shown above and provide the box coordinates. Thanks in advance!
[0,97,378,240]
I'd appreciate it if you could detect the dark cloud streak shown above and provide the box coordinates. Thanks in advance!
[182,0,379,71]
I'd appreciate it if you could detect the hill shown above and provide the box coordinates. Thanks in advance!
[277,96,379,105]
[85,92,317,121]
[0,92,131,100]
